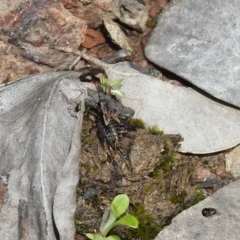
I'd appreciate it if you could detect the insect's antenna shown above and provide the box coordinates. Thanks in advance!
[95,83,106,103]
[94,83,101,103]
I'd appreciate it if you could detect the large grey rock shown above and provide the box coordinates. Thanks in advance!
[104,62,240,153]
[145,0,240,108]
[0,71,86,239]
[154,179,240,240]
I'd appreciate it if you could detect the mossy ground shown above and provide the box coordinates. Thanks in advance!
[75,117,234,240]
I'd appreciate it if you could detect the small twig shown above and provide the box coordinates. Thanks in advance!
[50,45,110,72]
[68,55,81,70]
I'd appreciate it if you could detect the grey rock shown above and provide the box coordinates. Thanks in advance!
[225,145,240,178]
[104,62,240,153]
[145,0,240,108]
[74,0,148,32]
[154,179,240,240]
[0,71,86,239]
[113,0,149,32]
[103,17,133,53]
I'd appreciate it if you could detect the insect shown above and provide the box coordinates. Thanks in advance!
[86,86,136,174]
[202,208,217,217]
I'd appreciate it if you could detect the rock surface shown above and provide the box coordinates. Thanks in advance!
[81,29,106,49]
[0,71,86,239]
[145,0,240,108]
[0,0,87,82]
[0,41,51,84]
[66,0,148,32]
[154,179,240,240]
[104,61,240,153]
[225,145,240,178]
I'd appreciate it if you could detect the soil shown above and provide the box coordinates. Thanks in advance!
[75,115,235,240]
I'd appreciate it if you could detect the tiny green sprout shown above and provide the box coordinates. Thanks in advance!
[85,194,138,240]
[100,77,124,97]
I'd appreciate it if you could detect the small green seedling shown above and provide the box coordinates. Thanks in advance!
[100,77,124,97]
[86,194,138,240]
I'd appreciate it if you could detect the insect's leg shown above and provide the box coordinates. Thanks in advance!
[96,122,108,150]
[107,149,121,179]
[117,146,133,171]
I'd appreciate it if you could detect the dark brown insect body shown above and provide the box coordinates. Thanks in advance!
[88,96,136,173]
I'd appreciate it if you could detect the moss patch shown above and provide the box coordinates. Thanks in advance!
[125,204,163,240]
[146,125,164,136]
[168,190,188,204]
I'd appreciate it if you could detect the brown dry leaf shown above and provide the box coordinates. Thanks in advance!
[103,17,132,53]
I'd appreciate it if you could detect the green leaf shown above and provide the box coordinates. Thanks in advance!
[74,220,82,226]
[100,77,111,89]
[85,233,95,240]
[106,235,121,240]
[85,233,105,240]
[111,194,129,218]
[110,89,124,98]
[113,214,138,228]
[100,210,116,236]
[110,79,123,89]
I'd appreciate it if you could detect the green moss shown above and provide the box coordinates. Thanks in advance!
[157,137,182,172]
[83,107,90,121]
[211,166,217,174]
[81,162,99,177]
[92,164,99,172]
[82,128,89,135]
[168,190,187,204]
[187,166,194,174]
[160,152,177,171]
[149,168,164,180]
[163,139,173,151]
[75,220,82,226]
[146,19,156,28]
[202,159,209,165]
[145,184,155,192]
[75,221,91,233]
[128,118,145,129]
[192,189,206,205]
[146,125,164,136]
[86,195,101,209]
[82,137,95,147]
[76,189,81,197]
[125,204,163,240]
